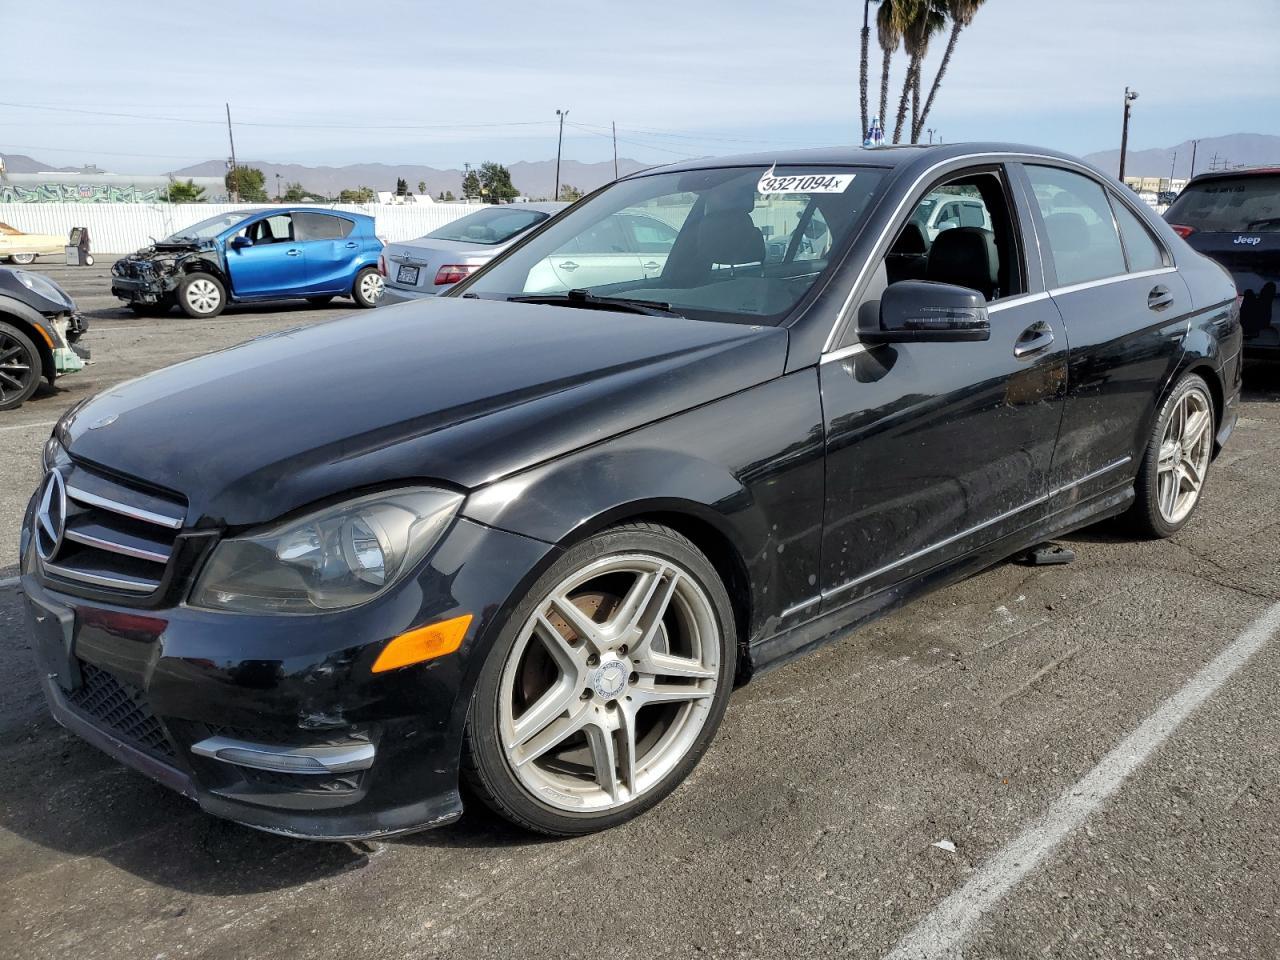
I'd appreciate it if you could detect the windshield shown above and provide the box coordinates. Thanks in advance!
[1165,175,1280,232]
[425,207,551,245]
[455,164,886,323]
[164,211,254,242]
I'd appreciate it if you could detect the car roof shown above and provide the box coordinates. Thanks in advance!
[1183,167,1280,187]
[236,206,373,221]
[622,142,1103,177]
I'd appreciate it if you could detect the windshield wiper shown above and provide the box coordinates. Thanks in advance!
[1244,217,1280,230]
[508,288,683,318]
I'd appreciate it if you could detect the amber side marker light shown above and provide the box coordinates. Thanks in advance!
[372,613,474,673]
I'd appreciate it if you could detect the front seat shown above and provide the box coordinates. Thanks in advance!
[697,210,765,271]
[926,226,999,300]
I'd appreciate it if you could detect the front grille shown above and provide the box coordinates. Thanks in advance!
[39,462,186,599]
[65,663,176,761]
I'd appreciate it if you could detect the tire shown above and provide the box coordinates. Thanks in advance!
[0,320,43,411]
[177,272,226,318]
[463,522,737,836]
[8,253,36,265]
[1129,372,1215,538]
[351,266,384,308]
[306,295,334,307]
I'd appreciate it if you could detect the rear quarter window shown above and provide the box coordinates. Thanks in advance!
[1110,198,1167,272]
[1165,176,1280,232]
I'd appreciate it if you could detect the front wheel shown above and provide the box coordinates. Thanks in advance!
[8,253,36,265]
[1130,372,1215,537]
[177,272,226,318]
[0,321,43,410]
[351,266,384,308]
[463,523,737,835]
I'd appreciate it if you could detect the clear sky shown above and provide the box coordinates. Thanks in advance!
[2,0,1276,173]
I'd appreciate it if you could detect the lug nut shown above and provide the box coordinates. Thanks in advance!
[587,654,600,667]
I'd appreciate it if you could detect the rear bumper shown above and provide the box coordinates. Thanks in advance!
[378,285,441,306]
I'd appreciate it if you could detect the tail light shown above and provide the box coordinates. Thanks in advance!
[435,264,479,286]
[1169,224,1196,239]
[377,254,387,276]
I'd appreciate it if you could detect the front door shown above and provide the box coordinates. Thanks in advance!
[819,164,1068,612]
[226,213,306,298]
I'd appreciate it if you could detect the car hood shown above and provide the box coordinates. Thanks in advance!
[60,298,787,527]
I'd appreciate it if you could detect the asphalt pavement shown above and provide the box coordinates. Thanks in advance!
[1,261,1278,959]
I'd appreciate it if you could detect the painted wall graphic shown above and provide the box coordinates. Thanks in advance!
[0,183,164,203]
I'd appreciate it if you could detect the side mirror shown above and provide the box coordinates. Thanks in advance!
[860,280,990,344]
[230,235,253,249]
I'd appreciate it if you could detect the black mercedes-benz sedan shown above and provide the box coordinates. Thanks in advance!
[21,143,1241,839]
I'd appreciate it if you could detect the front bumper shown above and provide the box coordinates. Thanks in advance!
[21,509,555,840]
[110,275,169,304]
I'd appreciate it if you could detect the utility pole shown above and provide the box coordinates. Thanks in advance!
[927,128,936,144]
[1189,139,1199,178]
[555,108,568,202]
[1168,151,1177,187]
[1118,86,1139,182]
[275,173,282,202]
[612,121,618,180]
[225,102,239,202]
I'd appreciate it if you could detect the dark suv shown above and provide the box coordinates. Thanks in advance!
[1165,168,1280,356]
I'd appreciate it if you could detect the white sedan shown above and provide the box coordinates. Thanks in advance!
[0,222,65,264]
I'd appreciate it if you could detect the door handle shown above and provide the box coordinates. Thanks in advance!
[345,241,358,248]
[642,261,660,271]
[558,261,579,271]
[286,248,301,257]
[1013,321,1055,359]
[1147,285,1174,311]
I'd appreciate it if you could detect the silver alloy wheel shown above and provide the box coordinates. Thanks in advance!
[1156,385,1213,524]
[359,271,384,302]
[499,554,721,813]
[184,277,221,314]
[0,330,34,401]
[10,253,36,265]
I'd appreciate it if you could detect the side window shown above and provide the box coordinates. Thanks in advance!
[794,209,831,263]
[1026,165,1126,287]
[624,215,678,254]
[558,215,631,255]
[882,170,1021,301]
[294,212,354,241]
[1109,197,1166,273]
[245,214,294,244]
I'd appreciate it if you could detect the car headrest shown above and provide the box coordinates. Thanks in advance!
[926,227,998,299]
[1044,212,1090,254]
[698,211,765,266]
[891,222,928,256]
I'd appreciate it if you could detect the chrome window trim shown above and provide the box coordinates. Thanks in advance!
[820,343,870,364]
[1047,266,1176,298]
[65,484,184,530]
[820,150,1173,356]
[781,456,1132,615]
[986,292,1052,314]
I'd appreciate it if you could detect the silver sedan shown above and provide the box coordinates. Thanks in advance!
[378,202,567,303]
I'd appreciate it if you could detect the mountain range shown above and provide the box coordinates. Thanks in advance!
[5,131,1278,197]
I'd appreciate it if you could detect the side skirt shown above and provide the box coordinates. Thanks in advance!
[746,483,1135,677]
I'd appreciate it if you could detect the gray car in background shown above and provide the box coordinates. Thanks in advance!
[379,202,567,303]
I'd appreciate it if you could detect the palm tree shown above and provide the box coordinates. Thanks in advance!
[876,0,909,139]
[913,0,986,142]
[893,0,945,144]
[860,0,873,137]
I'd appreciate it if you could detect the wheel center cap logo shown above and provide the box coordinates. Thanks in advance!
[591,658,629,699]
[34,469,67,563]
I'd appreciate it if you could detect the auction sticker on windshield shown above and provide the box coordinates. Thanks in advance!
[757,170,855,195]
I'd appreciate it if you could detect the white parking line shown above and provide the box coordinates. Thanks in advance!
[0,420,58,434]
[884,599,1280,960]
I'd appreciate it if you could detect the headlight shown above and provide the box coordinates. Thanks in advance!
[15,270,69,306]
[190,487,463,614]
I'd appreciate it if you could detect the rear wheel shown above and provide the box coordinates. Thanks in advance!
[0,321,42,410]
[351,267,383,308]
[463,522,736,835]
[8,253,36,265]
[1130,372,1215,537]
[177,272,226,318]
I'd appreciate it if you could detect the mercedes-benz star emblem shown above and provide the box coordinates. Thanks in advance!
[34,469,67,563]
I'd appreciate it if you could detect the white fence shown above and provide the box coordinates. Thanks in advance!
[0,202,492,254]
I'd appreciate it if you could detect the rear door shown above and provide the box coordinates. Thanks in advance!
[225,213,306,298]
[1165,173,1280,351]
[293,212,359,294]
[1019,163,1191,505]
